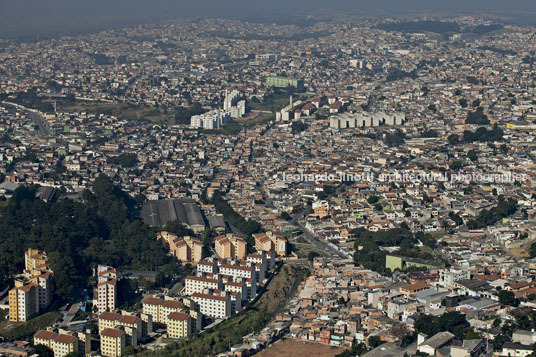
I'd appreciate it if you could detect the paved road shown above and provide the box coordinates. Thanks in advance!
[291,215,348,259]
[263,193,347,259]
[3,101,50,137]
[29,110,50,137]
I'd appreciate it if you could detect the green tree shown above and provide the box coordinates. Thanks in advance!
[499,290,518,306]
[368,336,384,348]
[467,150,477,161]
[308,251,320,262]
[280,212,292,221]
[34,344,54,357]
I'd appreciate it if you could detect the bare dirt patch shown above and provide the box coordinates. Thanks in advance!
[255,338,345,357]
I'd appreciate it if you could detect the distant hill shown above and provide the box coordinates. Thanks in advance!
[378,20,461,34]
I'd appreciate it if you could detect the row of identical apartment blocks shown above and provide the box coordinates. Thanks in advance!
[157,230,287,266]
[33,302,181,357]
[329,112,406,129]
[47,251,277,356]
[9,249,53,322]
[185,251,277,318]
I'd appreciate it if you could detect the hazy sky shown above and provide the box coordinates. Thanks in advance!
[2,0,536,38]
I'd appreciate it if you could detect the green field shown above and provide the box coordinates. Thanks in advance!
[247,89,307,112]
[60,101,276,130]
[59,101,175,124]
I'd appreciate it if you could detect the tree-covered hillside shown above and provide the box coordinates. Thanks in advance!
[0,175,176,300]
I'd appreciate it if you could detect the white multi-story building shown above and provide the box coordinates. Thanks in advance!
[185,275,223,296]
[329,112,405,129]
[438,269,470,288]
[190,110,231,129]
[218,263,255,281]
[196,260,218,274]
[94,265,117,313]
[191,292,231,319]
[223,90,241,111]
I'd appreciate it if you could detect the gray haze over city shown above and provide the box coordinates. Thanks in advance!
[2,0,536,38]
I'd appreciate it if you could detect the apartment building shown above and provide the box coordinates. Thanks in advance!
[218,263,255,281]
[167,312,191,339]
[214,234,247,259]
[142,296,185,325]
[25,249,49,274]
[28,272,52,309]
[9,283,39,322]
[247,251,276,270]
[253,231,287,256]
[98,312,142,346]
[95,280,117,313]
[34,330,78,357]
[312,200,330,218]
[223,281,247,302]
[191,292,231,319]
[9,249,53,322]
[197,260,218,274]
[158,232,204,264]
[100,328,125,357]
[185,275,223,296]
[94,265,117,313]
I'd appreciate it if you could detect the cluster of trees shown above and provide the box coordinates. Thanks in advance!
[108,153,138,168]
[449,211,464,226]
[523,56,535,65]
[479,46,517,56]
[174,103,207,125]
[499,290,519,307]
[11,89,54,112]
[466,107,490,125]
[386,67,417,82]
[211,191,262,245]
[1,311,60,341]
[470,24,503,34]
[378,21,460,34]
[448,124,503,144]
[352,227,440,273]
[489,308,536,351]
[414,311,477,340]
[530,241,536,259]
[462,125,503,143]
[90,53,114,65]
[466,196,518,230]
[291,121,308,134]
[0,175,177,300]
[385,129,406,146]
[466,76,481,85]
[420,129,438,138]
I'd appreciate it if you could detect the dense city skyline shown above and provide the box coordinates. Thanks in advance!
[2,4,536,357]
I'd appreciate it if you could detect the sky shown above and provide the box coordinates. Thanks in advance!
[2,0,536,38]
